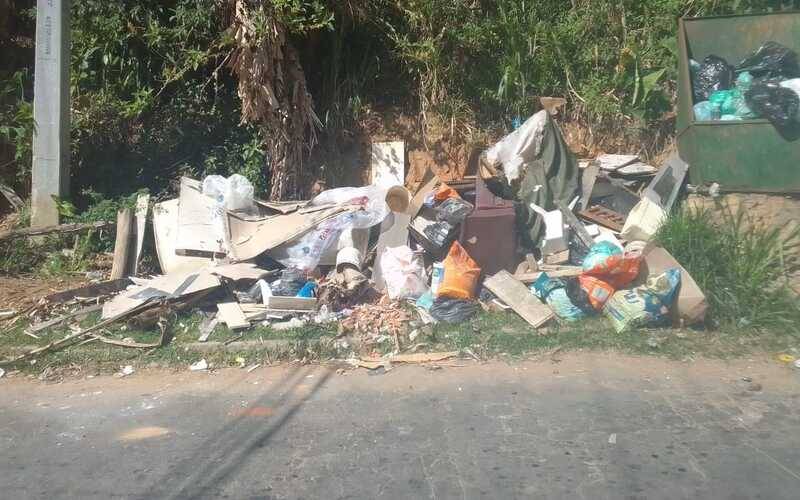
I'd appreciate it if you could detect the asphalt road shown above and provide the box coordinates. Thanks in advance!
[2,354,800,499]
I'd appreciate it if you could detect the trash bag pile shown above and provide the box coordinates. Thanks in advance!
[692,41,800,130]
[13,111,710,369]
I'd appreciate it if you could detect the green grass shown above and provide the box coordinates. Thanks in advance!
[3,302,799,378]
[655,206,800,332]
[426,311,798,361]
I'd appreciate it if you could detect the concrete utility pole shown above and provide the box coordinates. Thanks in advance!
[31,0,70,228]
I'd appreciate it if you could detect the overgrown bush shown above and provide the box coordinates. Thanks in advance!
[655,206,800,332]
[1,0,797,205]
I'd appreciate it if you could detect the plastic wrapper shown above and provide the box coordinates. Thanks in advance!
[709,89,755,119]
[483,110,549,182]
[780,78,800,96]
[436,198,474,224]
[693,101,719,121]
[695,55,734,102]
[531,274,585,322]
[430,297,479,323]
[278,185,391,270]
[436,241,481,300]
[582,242,643,289]
[578,275,615,311]
[745,80,800,129]
[381,246,428,300]
[434,183,460,202]
[270,268,306,297]
[602,269,681,333]
[736,71,754,92]
[202,174,256,213]
[736,41,800,80]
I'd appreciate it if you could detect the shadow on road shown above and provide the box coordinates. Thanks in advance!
[142,364,333,499]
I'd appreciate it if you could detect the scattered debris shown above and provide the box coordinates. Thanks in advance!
[116,365,135,378]
[189,359,209,371]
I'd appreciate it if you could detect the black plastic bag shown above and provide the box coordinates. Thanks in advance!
[430,297,479,323]
[695,55,734,102]
[564,277,595,315]
[745,80,800,129]
[736,41,800,80]
[435,198,473,224]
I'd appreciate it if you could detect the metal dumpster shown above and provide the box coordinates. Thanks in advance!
[677,12,800,193]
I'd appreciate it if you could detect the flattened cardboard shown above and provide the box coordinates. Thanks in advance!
[152,199,211,274]
[639,246,708,326]
[101,270,221,319]
[176,177,225,256]
[225,205,357,262]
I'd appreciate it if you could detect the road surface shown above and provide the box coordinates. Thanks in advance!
[2,353,800,499]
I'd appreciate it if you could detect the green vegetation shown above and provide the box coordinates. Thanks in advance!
[1,0,792,204]
[656,206,800,332]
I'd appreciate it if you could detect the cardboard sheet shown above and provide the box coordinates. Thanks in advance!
[225,205,357,262]
[176,177,225,256]
[152,199,212,275]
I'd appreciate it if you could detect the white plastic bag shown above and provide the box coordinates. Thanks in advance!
[202,174,257,252]
[483,111,548,182]
[310,185,390,228]
[381,246,428,300]
[202,174,256,212]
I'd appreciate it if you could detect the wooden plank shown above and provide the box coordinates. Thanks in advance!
[0,220,114,242]
[0,182,24,210]
[263,296,317,311]
[26,303,103,335]
[132,193,150,275]
[579,162,600,211]
[217,302,251,330]
[483,270,554,329]
[110,208,134,279]
[44,278,132,304]
[578,205,625,232]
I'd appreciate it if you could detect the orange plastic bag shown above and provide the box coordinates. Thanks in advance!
[579,275,615,310]
[583,254,642,289]
[434,182,460,202]
[436,241,481,300]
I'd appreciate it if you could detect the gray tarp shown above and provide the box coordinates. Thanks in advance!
[480,110,580,249]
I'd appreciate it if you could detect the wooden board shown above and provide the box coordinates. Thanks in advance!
[132,193,150,275]
[217,302,251,330]
[110,208,134,279]
[152,199,212,274]
[483,270,554,329]
[371,141,405,188]
[263,296,317,311]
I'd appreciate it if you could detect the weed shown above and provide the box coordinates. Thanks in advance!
[656,206,800,332]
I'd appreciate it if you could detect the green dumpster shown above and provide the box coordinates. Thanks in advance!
[677,12,800,193]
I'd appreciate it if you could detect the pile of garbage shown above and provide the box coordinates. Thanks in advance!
[1,111,710,367]
[692,41,800,129]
